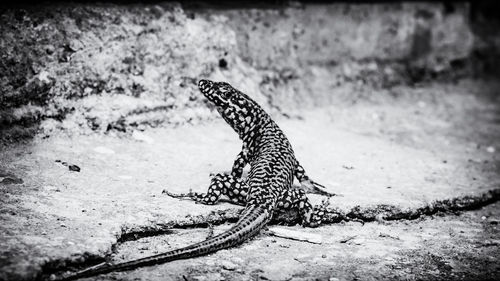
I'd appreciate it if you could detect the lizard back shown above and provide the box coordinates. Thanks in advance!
[199,80,298,211]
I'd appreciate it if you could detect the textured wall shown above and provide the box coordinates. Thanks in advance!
[0,2,492,140]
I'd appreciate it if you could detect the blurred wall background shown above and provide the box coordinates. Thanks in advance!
[0,1,499,141]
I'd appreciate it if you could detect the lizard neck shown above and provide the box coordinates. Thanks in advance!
[240,112,271,144]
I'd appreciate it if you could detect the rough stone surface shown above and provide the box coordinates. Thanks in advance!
[1,80,499,280]
[1,2,499,281]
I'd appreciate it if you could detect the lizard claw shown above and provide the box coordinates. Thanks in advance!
[309,179,326,189]
[300,179,340,197]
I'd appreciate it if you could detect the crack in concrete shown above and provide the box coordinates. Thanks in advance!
[39,187,500,280]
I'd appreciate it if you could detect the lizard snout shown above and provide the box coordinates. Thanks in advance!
[198,79,213,92]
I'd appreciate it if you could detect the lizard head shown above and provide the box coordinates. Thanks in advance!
[198,79,266,138]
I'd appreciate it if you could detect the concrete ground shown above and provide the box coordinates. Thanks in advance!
[1,79,499,280]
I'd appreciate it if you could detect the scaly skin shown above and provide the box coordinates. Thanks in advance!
[58,79,329,280]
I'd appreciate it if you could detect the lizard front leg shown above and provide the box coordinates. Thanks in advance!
[165,173,249,205]
[230,147,249,178]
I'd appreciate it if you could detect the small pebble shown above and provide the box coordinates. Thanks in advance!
[38,71,51,83]
[486,146,495,153]
[481,216,487,220]
[221,260,237,271]
[69,165,80,172]
[45,45,55,54]
[1,177,23,184]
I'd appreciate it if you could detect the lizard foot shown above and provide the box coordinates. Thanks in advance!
[300,179,341,197]
[303,199,330,228]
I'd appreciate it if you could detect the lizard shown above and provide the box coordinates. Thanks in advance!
[57,79,332,280]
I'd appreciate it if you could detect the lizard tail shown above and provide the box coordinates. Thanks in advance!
[59,205,271,280]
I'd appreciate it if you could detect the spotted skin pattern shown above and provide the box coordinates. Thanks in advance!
[59,80,328,280]
[188,173,249,205]
[194,79,327,225]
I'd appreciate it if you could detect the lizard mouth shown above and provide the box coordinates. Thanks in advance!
[198,79,228,107]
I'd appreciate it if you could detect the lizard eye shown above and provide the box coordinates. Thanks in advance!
[219,88,231,100]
